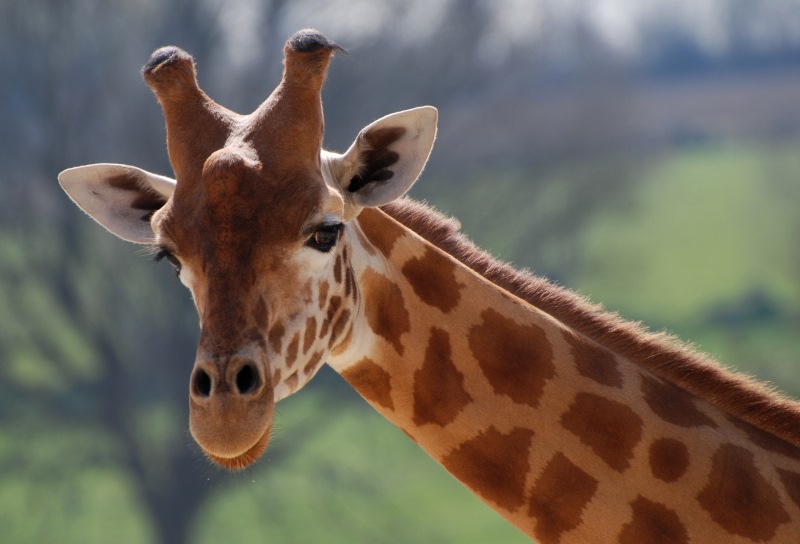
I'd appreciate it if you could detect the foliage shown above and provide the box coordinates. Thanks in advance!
[2,1,800,543]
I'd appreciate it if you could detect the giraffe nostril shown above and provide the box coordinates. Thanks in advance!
[193,368,212,397]
[235,363,260,395]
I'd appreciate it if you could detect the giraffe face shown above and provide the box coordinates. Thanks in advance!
[148,147,353,469]
[58,30,437,470]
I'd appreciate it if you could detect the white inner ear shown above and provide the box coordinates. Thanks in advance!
[330,106,438,210]
[58,163,176,244]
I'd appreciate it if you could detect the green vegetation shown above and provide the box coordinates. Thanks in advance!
[574,142,800,396]
[193,393,528,543]
[577,143,800,324]
[2,141,799,543]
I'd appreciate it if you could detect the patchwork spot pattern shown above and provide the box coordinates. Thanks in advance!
[412,328,472,427]
[648,438,690,483]
[468,308,555,408]
[641,376,717,429]
[361,268,410,355]
[401,247,463,313]
[561,392,643,472]
[441,426,534,512]
[528,453,598,543]
[697,444,790,540]
[564,331,622,388]
[779,469,800,509]
[341,357,395,411]
[618,496,688,544]
[329,309,351,348]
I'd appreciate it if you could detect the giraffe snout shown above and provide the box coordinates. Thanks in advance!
[188,353,274,470]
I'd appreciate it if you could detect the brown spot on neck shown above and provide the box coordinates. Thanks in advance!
[619,497,688,544]
[561,392,643,472]
[698,443,790,540]
[341,357,394,411]
[528,453,598,543]
[564,331,622,388]
[779,469,800,509]
[412,328,472,427]
[468,308,555,408]
[441,426,534,512]
[641,375,717,429]
[358,207,406,256]
[326,295,342,322]
[331,322,354,356]
[329,309,351,348]
[648,438,689,483]
[729,416,800,460]
[401,247,463,313]
[361,268,409,355]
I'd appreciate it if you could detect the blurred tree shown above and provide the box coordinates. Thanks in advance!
[2,1,800,542]
[1,2,235,543]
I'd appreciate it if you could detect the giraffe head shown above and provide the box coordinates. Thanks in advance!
[59,30,437,469]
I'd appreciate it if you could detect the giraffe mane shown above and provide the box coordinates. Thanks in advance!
[380,197,800,448]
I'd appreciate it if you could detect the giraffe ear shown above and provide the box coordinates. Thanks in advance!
[331,106,437,208]
[58,163,176,244]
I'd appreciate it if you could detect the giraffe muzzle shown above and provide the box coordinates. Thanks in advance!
[188,353,274,470]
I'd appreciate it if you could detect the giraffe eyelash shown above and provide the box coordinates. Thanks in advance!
[152,246,182,276]
[152,247,170,263]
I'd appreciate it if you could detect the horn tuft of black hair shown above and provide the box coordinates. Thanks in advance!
[288,29,346,54]
[142,46,192,76]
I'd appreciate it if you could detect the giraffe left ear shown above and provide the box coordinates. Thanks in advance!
[330,106,437,208]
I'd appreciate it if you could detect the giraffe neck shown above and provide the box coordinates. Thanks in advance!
[327,205,800,543]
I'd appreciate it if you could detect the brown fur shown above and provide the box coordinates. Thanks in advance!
[380,197,800,448]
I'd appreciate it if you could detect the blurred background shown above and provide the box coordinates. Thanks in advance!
[2,0,800,542]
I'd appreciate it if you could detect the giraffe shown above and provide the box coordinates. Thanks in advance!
[58,29,800,543]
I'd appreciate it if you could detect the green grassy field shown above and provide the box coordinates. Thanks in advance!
[577,143,800,324]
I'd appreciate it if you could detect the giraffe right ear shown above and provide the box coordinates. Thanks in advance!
[330,106,438,209]
[58,163,176,244]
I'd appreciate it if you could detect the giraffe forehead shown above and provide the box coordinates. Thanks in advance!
[159,163,330,260]
[154,170,343,354]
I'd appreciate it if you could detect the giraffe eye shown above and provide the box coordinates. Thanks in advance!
[308,224,343,252]
[153,248,182,277]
